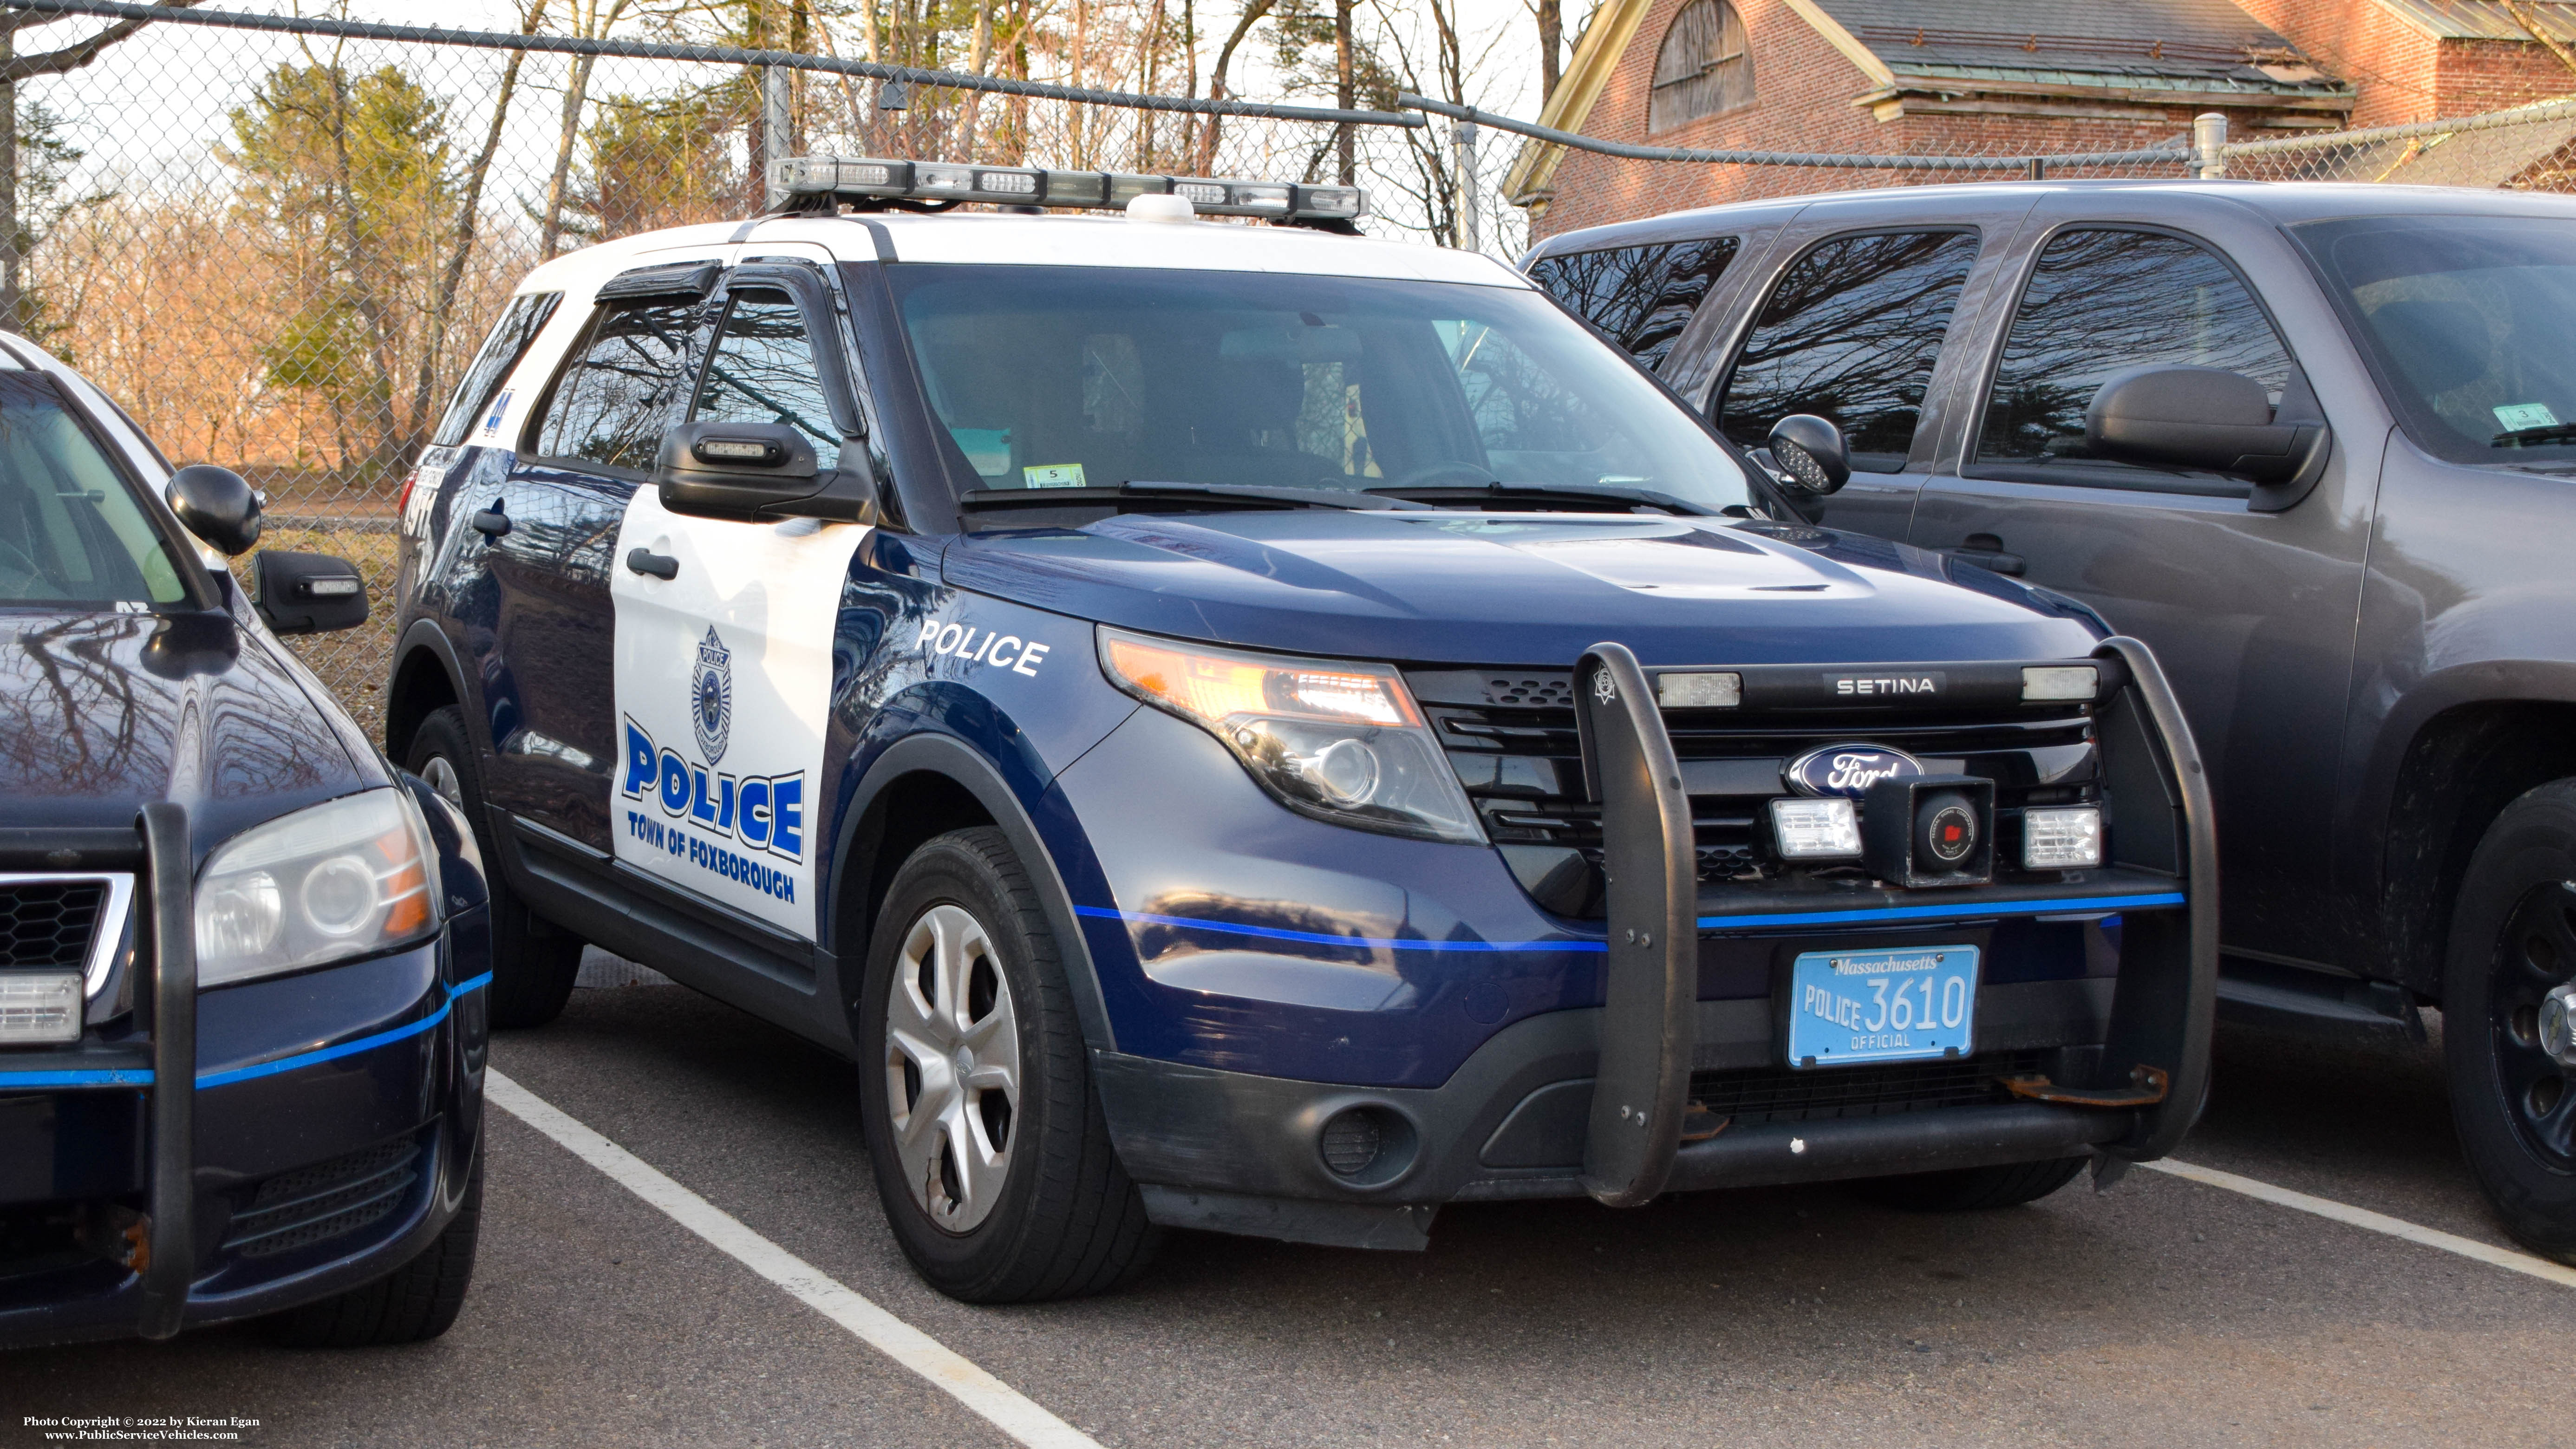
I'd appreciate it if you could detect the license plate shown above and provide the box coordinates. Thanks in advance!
[1786,945,1979,1068]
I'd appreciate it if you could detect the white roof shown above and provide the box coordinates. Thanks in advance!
[513,211,1528,299]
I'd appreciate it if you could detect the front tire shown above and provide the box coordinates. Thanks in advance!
[2443,779,2576,1262]
[1852,1155,2087,1211]
[407,705,583,1029]
[857,828,1158,1302]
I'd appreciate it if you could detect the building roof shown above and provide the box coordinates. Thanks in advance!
[2375,0,2576,43]
[1810,0,2350,101]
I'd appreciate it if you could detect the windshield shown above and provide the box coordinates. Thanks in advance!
[0,373,188,607]
[884,263,1751,510]
[2296,215,2576,466]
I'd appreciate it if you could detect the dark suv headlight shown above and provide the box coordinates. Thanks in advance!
[1098,626,1484,845]
[196,788,443,987]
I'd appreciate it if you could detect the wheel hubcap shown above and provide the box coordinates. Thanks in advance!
[884,903,1020,1233]
[2490,881,2576,1168]
[421,755,463,808]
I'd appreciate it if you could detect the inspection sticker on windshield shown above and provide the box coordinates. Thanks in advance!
[1024,463,1088,489]
[2494,402,2559,432]
[1787,946,1977,1068]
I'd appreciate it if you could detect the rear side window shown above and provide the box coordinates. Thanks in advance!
[529,299,704,474]
[434,291,561,447]
[1526,237,1739,372]
[1715,230,1977,472]
[692,289,840,458]
[1977,229,2293,470]
[0,374,188,606]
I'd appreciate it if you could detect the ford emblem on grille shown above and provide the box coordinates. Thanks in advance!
[1784,744,1924,797]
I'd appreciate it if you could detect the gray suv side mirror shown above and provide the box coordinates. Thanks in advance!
[1766,414,1851,495]
[653,420,880,524]
[2086,365,2330,498]
[167,464,262,555]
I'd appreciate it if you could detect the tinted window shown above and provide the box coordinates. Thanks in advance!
[2294,215,2576,466]
[692,289,840,457]
[1716,231,1976,472]
[434,291,561,447]
[888,264,1751,509]
[530,300,703,473]
[1527,237,1740,372]
[1979,229,2293,467]
[0,374,188,606]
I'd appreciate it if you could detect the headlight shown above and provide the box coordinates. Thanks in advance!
[196,789,443,987]
[1098,627,1484,844]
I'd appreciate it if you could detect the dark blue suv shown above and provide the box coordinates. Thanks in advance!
[386,157,2214,1302]
[0,333,490,1349]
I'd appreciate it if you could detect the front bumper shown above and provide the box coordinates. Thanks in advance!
[1091,637,2215,1248]
[0,798,491,1349]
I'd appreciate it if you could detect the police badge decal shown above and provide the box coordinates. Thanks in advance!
[692,627,733,766]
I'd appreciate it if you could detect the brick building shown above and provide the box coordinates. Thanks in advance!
[1512,0,2576,238]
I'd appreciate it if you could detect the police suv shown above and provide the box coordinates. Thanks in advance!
[390,158,2216,1301]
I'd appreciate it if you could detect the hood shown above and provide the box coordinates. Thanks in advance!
[939,512,2105,667]
[0,609,378,863]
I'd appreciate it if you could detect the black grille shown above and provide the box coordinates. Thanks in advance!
[0,880,106,968]
[1415,669,2095,898]
[222,1138,421,1260]
[1689,1050,2051,1126]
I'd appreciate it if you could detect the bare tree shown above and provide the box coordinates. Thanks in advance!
[539,0,634,260]
[1,1,202,333]
[410,0,549,446]
[1535,0,1559,104]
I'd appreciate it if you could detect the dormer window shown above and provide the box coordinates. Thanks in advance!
[1650,0,1753,133]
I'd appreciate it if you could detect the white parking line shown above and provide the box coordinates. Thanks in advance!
[2144,1156,2576,1289]
[485,1069,1103,1449]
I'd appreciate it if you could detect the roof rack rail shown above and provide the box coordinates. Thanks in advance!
[766,156,1368,225]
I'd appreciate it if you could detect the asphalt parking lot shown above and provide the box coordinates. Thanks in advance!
[8,955,2570,1449]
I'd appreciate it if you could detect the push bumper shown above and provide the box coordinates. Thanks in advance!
[1096,636,2216,1248]
[0,803,489,1349]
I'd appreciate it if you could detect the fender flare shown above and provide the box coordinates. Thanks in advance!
[390,617,476,757]
[828,731,1116,1054]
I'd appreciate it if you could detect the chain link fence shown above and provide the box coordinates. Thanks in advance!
[4,0,2572,742]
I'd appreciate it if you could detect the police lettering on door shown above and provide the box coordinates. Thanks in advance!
[620,627,805,902]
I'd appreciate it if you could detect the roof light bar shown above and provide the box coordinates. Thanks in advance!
[769,155,1368,222]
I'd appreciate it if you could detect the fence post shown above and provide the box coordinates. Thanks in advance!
[1454,120,1481,255]
[2192,112,2229,179]
[763,64,792,208]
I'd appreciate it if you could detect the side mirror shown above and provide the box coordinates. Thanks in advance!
[166,464,262,555]
[2085,365,2329,493]
[654,421,881,524]
[1766,414,1851,496]
[254,551,369,635]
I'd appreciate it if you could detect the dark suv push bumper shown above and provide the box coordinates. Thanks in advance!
[0,799,489,1349]
[1096,637,2215,1250]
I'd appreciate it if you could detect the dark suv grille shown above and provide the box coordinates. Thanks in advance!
[0,879,107,968]
[1411,670,2096,898]
[222,1138,422,1260]
[1689,1050,2051,1126]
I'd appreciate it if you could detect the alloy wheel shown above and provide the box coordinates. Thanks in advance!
[2489,880,2576,1170]
[421,754,463,808]
[884,903,1022,1233]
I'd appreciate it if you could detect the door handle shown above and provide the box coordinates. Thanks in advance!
[1942,533,2025,577]
[625,548,679,580]
[470,503,510,538]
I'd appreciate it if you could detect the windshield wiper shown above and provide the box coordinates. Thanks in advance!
[1364,481,1719,516]
[2491,423,2576,447]
[960,481,1428,513]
